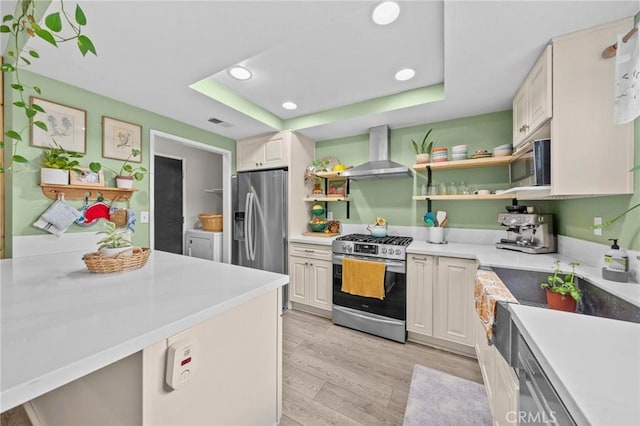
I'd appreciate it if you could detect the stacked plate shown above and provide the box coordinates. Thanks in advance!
[451,144,468,161]
[431,147,449,162]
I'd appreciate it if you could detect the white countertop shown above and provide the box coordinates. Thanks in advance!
[407,241,640,307]
[0,251,288,412]
[289,235,337,245]
[509,304,640,426]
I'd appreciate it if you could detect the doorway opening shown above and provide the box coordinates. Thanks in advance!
[154,155,184,254]
[150,130,232,263]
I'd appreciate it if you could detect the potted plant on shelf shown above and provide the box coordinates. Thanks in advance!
[540,260,582,312]
[96,220,133,257]
[310,159,331,194]
[412,128,434,164]
[90,149,148,189]
[40,141,84,185]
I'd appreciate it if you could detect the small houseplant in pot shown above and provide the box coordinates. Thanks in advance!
[90,149,147,188]
[40,141,84,185]
[540,260,582,312]
[96,220,133,257]
[412,128,434,164]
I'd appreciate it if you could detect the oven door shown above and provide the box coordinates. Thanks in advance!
[332,254,406,321]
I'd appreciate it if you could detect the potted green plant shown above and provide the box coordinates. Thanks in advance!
[90,149,148,189]
[412,128,434,164]
[310,159,331,194]
[0,0,96,173]
[96,220,133,257]
[40,141,84,185]
[540,260,582,312]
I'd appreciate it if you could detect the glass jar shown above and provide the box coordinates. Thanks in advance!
[459,181,469,195]
[438,181,447,195]
[447,182,458,195]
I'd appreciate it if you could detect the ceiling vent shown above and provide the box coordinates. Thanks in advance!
[208,117,233,128]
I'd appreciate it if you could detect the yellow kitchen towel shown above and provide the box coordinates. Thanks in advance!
[342,257,386,300]
[474,269,518,343]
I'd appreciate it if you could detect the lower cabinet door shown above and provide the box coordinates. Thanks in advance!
[433,257,477,346]
[407,254,434,336]
[289,256,309,303]
[308,259,332,310]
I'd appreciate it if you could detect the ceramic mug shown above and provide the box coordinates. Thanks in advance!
[430,227,444,243]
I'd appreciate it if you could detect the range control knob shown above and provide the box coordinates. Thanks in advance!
[381,247,387,254]
[395,249,401,255]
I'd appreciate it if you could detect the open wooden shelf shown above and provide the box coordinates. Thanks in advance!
[412,194,517,201]
[40,184,136,201]
[413,155,513,171]
[304,195,352,202]
[314,171,347,179]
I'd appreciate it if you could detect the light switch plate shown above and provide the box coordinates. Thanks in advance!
[140,211,149,223]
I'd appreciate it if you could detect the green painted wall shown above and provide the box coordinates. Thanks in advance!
[4,70,234,255]
[316,111,522,228]
[549,118,640,251]
[316,112,638,251]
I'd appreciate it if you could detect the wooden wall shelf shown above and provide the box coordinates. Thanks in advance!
[303,196,352,202]
[40,184,136,201]
[413,156,512,171]
[412,194,516,201]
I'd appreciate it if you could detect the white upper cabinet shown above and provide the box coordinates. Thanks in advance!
[513,17,634,198]
[513,45,552,149]
[236,133,290,171]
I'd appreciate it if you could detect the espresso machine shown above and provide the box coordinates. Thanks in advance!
[496,213,556,254]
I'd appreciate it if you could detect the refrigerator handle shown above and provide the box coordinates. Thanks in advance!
[249,192,257,261]
[244,192,251,261]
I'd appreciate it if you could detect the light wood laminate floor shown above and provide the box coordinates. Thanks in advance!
[281,309,483,426]
[1,309,482,426]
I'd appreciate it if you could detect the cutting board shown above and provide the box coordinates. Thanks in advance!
[302,232,339,237]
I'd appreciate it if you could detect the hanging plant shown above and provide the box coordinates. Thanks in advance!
[0,0,97,173]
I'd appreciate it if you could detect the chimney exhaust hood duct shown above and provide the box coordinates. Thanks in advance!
[340,125,412,180]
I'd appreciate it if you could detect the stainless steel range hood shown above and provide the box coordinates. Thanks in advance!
[340,125,412,180]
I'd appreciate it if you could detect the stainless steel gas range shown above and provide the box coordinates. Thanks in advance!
[331,234,413,343]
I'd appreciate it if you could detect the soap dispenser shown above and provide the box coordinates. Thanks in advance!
[602,239,630,282]
[605,239,628,272]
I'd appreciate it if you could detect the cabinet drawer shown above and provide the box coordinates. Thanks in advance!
[289,243,332,261]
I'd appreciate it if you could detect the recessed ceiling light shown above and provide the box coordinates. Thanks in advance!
[395,68,415,81]
[228,66,252,80]
[282,101,298,110]
[372,1,400,25]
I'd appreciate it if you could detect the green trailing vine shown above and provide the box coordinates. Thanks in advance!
[592,164,640,229]
[0,0,96,173]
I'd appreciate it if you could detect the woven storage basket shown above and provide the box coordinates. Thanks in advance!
[109,195,130,227]
[83,247,151,273]
[199,214,223,232]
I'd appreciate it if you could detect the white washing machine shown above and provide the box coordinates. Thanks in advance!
[185,229,223,262]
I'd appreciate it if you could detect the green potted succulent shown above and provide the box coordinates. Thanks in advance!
[412,128,434,164]
[96,220,133,257]
[90,149,148,189]
[40,141,84,185]
[540,260,582,312]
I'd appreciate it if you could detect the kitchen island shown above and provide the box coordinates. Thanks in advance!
[1,250,288,425]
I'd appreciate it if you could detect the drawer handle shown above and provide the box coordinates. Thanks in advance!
[304,249,314,253]
[411,256,428,261]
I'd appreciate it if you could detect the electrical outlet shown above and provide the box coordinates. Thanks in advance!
[327,211,333,220]
[141,211,149,223]
[593,217,602,236]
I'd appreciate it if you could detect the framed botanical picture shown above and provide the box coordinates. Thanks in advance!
[102,116,142,162]
[327,179,347,197]
[30,97,86,153]
[70,167,105,187]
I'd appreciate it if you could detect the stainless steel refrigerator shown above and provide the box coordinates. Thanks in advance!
[232,169,288,309]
